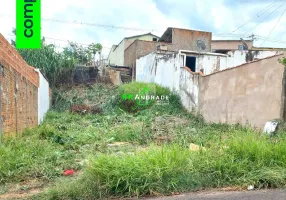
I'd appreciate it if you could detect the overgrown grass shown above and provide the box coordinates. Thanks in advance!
[3,83,286,199]
[110,82,179,113]
[38,131,286,199]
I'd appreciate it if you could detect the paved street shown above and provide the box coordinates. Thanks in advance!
[142,190,286,200]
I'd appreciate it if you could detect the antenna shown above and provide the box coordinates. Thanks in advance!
[197,40,206,52]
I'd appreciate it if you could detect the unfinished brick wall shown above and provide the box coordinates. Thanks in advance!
[124,40,163,67]
[0,34,39,138]
[171,29,212,52]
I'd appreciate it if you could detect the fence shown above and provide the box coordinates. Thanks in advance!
[0,34,39,139]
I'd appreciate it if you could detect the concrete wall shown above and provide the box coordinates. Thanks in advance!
[226,50,282,68]
[212,40,253,50]
[186,52,228,75]
[199,54,285,129]
[137,52,183,91]
[35,69,50,124]
[171,29,212,52]
[0,34,39,137]
[137,49,286,128]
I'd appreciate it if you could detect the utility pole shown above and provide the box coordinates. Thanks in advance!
[248,34,256,41]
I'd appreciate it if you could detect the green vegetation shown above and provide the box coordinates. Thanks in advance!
[11,28,102,86]
[110,82,181,112]
[280,57,286,67]
[2,83,286,199]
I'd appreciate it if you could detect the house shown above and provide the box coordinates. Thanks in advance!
[212,39,284,67]
[107,32,160,66]
[135,28,286,129]
[124,28,213,80]
[211,39,253,53]
[158,27,212,52]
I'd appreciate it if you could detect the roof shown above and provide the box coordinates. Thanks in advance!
[109,32,160,53]
[212,40,253,42]
[159,27,212,42]
[251,46,286,51]
[125,32,160,40]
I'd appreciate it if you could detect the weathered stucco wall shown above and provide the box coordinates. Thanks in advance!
[137,52,182,91]
[137,50,286,128]
[193,53,228,75]
[137,52,199,111]
[226,50,282,68]
[199,54,285,129]
[179,68,200,111]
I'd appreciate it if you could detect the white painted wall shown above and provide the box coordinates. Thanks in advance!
[35,69,50,124]
[137,53,182,91]
[136,50,283,113]
[195,54,228,75]
[137,52,199,111]
[108,41,125,66]
[226,50,282,68]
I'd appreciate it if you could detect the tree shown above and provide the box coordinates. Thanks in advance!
[10,28,103,86]
[62,42,102,65]
[11,28,75,86]
[280,58,286,67]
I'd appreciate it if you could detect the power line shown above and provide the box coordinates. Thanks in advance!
[228,0,282,35]
[254,34,286,44]
[42,18,157,32]
[242,0,285,37]
[5,34,112,49]
[260,5,286,46]
[0,14,158,32]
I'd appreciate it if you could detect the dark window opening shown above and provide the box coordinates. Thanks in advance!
[153,38,158,41]
[213,50,229,54]
[238,45,248,50]
[186,56,196,72]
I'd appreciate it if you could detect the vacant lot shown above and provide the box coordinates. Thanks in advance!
[1,83,286,200]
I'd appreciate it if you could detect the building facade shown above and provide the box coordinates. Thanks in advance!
[107,33,160,66]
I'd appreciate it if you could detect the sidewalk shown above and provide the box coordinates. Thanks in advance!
[142,189,286,200]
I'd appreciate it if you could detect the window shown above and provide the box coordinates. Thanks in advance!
[153,38,158,42]
[238,45,248,50]
[186,56,196,72]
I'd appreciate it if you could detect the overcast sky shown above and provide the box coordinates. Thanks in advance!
[0,0,286,56]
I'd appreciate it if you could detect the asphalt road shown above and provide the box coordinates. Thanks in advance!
[141,190,286,200]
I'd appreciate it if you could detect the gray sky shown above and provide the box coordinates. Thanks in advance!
[0,0,286,56]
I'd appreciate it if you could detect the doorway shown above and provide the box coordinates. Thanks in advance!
[186,56,196,72]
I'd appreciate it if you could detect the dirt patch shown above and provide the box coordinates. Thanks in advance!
[0,179,46,200]
[152,115,190,143]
